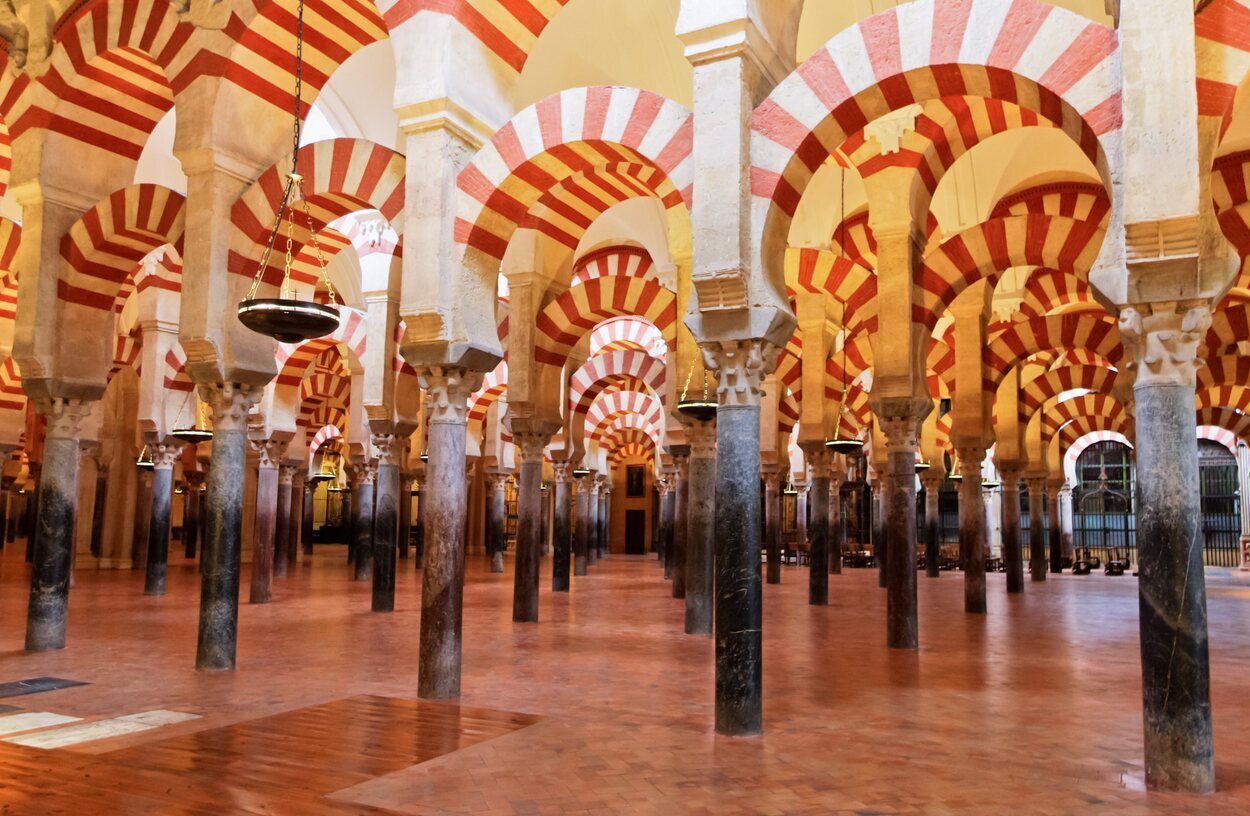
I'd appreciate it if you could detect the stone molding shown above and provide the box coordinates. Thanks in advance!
[372,434,405,468]
[878,415,920,454]
[200,383,261,433]
[761,467,783,491]
[150,442,185,471]
[514,431,550,465]
[418,367,484,425]
[1117,301,1213,389]
[686,420,716,459]
[279,464,298,486]
[550,460,572,483]
[701,339,776,408]
[955,446,986,482]
[251,439,288,470]
[37,397,92,441]
[353,460,379,487]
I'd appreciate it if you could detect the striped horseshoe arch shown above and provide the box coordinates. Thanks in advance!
[593,414,662,452]
[467,361,509,443]
[573,246,656,287]
[274,309,369,387]
[1211,151,1250,259]
[990,181,1112,224]
[1196,385,1250,412]
[751,0,1120,276]
[1199,355,1250,390]
[534,276,677,367]
[0,357,24,412]
[1018,364,1119,422]
[983,313,1123,393]
[1011,267,1103,323]
[1203,302,1250,356]
[456,86,692,268]
[1196,406,1250,445]
[1041,392,1128,445]
[60,185,186,312]
[310,423,344,455]
[568,349,666,418]
[590,315,666,357]
[785,248,878,335]
[381,0,572,74]
[1058,412,1133,457]
[608,439,655,464]
[1195,0,1250,121]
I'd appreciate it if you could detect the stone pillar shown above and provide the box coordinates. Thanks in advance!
[870,479,886,588]
[132,468,154,570]
[196,384,261,670]
[761,466,782,585]
[183,471,204,559]
[302,480,315,557]
[801,446,832,605]
[25,399,92,652]
[145,443,184,596]
[1048,480,1064,574]
[587,476,601,566]
[1026,476,1048,582]
[248,439,286,605]
[1059,484,1075,562]
[597,480,609,559]
[352,462,377,582]
[920,470,944,579]
[1119,303,1214,792]
[90,465,108,557]
[288,472,304,568]
[574,474,590,576]
[658,476,674,579]
[957,446,988,615]
[485,472,507,573]
[685,419,715,635]
[880,416,921,650]
[372,435,402,613]
[829,472,845,576]
[795,482,807,557]
[703,339,772,736]
[670,453,690,597]
[551,461,572,592]
[273,465,295,578]
[512,432,549,623]
[398,474,413,561]
[1237,443,1250,570]
[1000,468,1024,595]
[417,367,481,699]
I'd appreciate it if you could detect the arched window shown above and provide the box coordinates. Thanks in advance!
[1198,441,1240,567]
[1073,441,1135,567]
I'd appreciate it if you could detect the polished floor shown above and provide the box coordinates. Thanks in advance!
[1,541,1250,814]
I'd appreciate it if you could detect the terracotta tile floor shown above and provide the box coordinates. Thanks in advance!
[2,542,1250,814]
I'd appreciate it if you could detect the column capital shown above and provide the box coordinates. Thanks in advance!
[686,419,716,458]
[955,446,986,482]
[761,466,783,491]
[672,455,689,480]
[418,367,484,425]
[150,442,185,470]
[1024,475,1048,494]
[878,414,921,454]
[802,446,835,480]
[250,438,288,470]
[550,460,572,483]
[279,464,298,485]
[1117,301,1213,389]
[918,468,945,493]
[198,383,261,433]
[486,469,510,490]
[998,466,1022,491]
[372,433,406,468]
[353,460,379,487]
[36,397,92,440]
[700,339,778,408]
[514,431,550,464]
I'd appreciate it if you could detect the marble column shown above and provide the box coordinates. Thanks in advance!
[398,475,413,561]
[302,481,315,556]
[413,479,426,567]
[131,467,154,570]
[587,476,601,566]
[512,432,549,623]
[417,367,482,699]
[597,482,609,558]
[670,454,689,598]
[871,479,886,588]
[957,446,988,615]
[880,416,922,650]
[1026,476,1048,582]
[658,477,674,579]
[485,472,506,572]
[762,466,782,585]
[801,445,832,605]
[704,340,770,736]
[1059,484,1075,562]
[288,472,304,568]
[920,470,943,579]
[551,461,572,592]
[573,474,590,576]
[273,465,295,579]
[183,472,204,559]
[249,439,286,605]
[795,482,807,558]
[352,463,377,582]
[1000,469,1024,595]
[372,435,402,613]
[90,461,108,558]
[1048,480,1064,574]
[830,471,845,575]
[25,399,92,652]
[1119,304,1214,792]
[145,443,184,596]
[685,419,716,636]
[196,384,261,670]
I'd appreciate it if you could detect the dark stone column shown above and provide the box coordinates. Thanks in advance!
[398,475,412,560]
[801,446,831,606]
[144,443,183,596]
[920,471,943,579]
[957,446,988,615]
[302,481,314,556]
[551,462,572,591]
[25,399,91,652]
[273,465,294,579]
[486,472,507,573]
[1027,476,1047,582]
[372,435,402,613]
[880,415,922,650]
[183,472,203,559]
[511,432,549,623]
[871,479,886,588]
[670,452,689,597]
[196,384,261,670]
[288,472,304,569]
[587,477,601,566]
[352,464,377,582]
[651,486,660,555]
[596,481,609,558]
[132,468,154,570]
[762,467,782,585]
[830,474,845,575]
[795,482,807,560]
[249,441,285,605]
[1122,306,1214,793]
[573,475,590,576]
[1048,481,1064,574]
[541,482,550,558]
[90,461,108,558]
[414,480,427,566]
[705,340,767,736]
[417,367,481,699]
[1000,469,1023,594]
[685,420,715,635]
[659,478,674,579]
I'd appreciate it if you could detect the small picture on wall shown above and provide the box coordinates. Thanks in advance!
[626,465,645,497]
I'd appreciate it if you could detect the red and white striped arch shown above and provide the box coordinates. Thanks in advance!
[1058,413,1132,458]
[1018,363,1117,422]
[230,139,405,287]
[918,214,1104,329]
[0,357,24,412]
[310,423,344,454]
[162,344,194,393]
[609,438,655,464]
[0,218,20,323]
[534,276,676,367]
[1197,425,1239,455]
[1063,429,1132,476]
[983,313,1122,393]
[1195,0,1250,121]
[1197,406,1250,445]
[589,316,666,357]
[573,246,656,287]
[785,247,878,335]
[927,332,956,398]
[751,0,1120,247]
[381,0,572,74]
[59,184,185,312]
[1011,267,1103,322]
[585,390,662,441]
[1041,392,1127,445]
[1212,150,1250,259]
[109,331,141,380]
[830,210,941,269]
[456,86,691,266]
[115,248,183,313]
[274,308,368,386]
[568,349,666,418]
[593,414,662,453]
[990,180,1111,223]
[467,360,508,442]
[1196,384,1250,412]
[778,388,800,436]
[1199,355,1250,390]
[1204,302,1250,356]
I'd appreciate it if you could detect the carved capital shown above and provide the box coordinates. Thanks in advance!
[372,433,405,468]
[672,454,689,481]
[918,469,945,493]
[36,397,92,440]
[551,460,572,483]
[878,415,919,454]
[486,470,510,491]
[998,466,1022,492]
[955,446,985,482]
[761,466,783,491]
[199,383,261,433]
[700,339,777,408]
[804,447,835,480]
[514,431,550,464]
[251,438,288,470]
[418,367,484,425]
[686,419,716,458]
[1117,302,1213,389]
[1024,476,1048,496]
[279,464,298,485]
[353,460,378,487]
[150,442,185,470]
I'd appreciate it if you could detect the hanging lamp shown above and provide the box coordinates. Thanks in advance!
[237,0,341,344]
[676,358,717,423]
[136,444,155,470]
[572,467,591,478]
[826,170,863,456]
[311,447,340,482]
[915,460,931,474]
[172,391,212,444]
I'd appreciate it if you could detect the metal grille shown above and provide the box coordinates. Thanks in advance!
[1198,441,1240,567]
[1073,441,1136,567]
